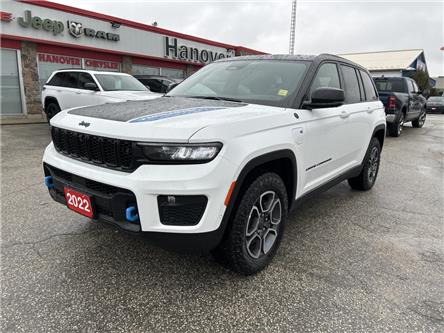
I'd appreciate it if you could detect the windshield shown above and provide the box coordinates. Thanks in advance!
[167,60,310,107]
[374,79,405,93]
[428,96,444,102]
[95,74,148,91]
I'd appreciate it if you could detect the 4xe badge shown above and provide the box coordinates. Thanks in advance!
[67,21,83,38]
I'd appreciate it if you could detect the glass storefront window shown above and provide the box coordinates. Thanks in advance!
[37,53,82,89]
[132,64,160,76]
[161,67,185,79]
[1,49,23,115]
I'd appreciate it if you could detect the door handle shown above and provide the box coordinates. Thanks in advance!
[340,111,350,118]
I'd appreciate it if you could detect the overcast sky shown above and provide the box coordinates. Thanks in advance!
[53,0,443,76]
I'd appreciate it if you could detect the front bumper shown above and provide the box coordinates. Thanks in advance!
[43,143,237,235]
[426,106,444,113]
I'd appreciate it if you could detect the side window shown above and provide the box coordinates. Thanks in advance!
[310,63,340,95]
[47,73,64,87]
[340,65,361,104]
[58,72,79,89]
[144,79,162,92]
[407,80,415,93]
[357,71,365,101]
[360,70,378,101]
[412,81,419,93]
[78,73,95,89]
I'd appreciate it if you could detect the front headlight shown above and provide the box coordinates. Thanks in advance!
[139,142,222,163]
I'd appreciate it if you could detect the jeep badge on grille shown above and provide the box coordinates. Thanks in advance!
[79,121,90,127]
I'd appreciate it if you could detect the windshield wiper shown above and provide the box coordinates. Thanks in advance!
[188,96,243,103]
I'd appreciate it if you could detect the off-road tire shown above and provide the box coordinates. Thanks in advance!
[212,172,288,275]
[348,137,381,191]
[45,102,61,123]
[387,113,404,137]
[412,109,426,128]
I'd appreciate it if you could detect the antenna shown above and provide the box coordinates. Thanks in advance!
[289,0,297,55]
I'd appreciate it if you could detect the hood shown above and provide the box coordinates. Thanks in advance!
[99,90,161,101]
[51,97,289,142]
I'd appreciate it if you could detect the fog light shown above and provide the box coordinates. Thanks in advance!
[158,195,207,226]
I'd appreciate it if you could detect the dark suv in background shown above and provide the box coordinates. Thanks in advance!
[374,76,426,137]
[426,96,444,114]
[134,75,182,93]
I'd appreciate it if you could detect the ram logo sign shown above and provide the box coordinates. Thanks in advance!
[66,20,120,42]
[67,21,83,38]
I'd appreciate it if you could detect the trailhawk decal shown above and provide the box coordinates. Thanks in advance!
[129,107,227,123]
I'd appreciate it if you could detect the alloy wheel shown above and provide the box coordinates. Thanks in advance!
[245,190,282,259]
[418,111,426,126]
[398,115,404,135]
[367,146,379,184]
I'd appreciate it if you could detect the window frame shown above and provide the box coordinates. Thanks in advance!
[306,61,342,99]
[77,72,98,90]
[339,64,363,104]
[407,79,416,93]
[359,70,379,102]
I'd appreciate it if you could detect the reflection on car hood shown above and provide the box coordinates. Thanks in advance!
[99,90,161,101]
[68,96,247,122]
[54,97,285,142]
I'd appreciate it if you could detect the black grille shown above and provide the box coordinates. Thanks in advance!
[158,195,207,226]
[51,127,135,171]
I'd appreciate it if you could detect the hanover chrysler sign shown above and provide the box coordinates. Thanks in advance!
[164,37,234,64]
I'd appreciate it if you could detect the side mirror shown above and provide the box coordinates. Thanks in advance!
[166,82,179,93]
[84,82,99,91]
[303,87,345,109]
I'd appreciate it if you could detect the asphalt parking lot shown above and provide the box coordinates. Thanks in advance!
[1,115,443,332]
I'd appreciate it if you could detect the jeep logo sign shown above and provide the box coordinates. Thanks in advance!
[16,10,119,41]
[164,37,234,64]
[18,10,64,35]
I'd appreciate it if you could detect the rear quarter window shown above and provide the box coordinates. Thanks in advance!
[47,73,64,86]
[47,72,79,88]
[340,65,361,104]
[360,70,378,101]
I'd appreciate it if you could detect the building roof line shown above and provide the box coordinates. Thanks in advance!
[339,49,423,56]
[18,0,264,53]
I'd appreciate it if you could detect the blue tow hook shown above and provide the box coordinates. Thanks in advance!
[44,176,54,189]
[126,206,139,222]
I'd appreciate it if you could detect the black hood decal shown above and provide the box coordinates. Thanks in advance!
[68,97,246,122]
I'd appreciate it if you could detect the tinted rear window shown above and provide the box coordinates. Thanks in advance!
[340,65,361,104]
[47,72,78,88]
[360,70,378,101]
[374,79,405,93]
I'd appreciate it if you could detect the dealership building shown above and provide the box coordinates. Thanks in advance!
[0,0,263,123]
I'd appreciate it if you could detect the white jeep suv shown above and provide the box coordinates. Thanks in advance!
[43,55,386,275]
[41,70,159,121]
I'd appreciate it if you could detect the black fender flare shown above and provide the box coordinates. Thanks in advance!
[217,149,298,240]
[44,96,60,110]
